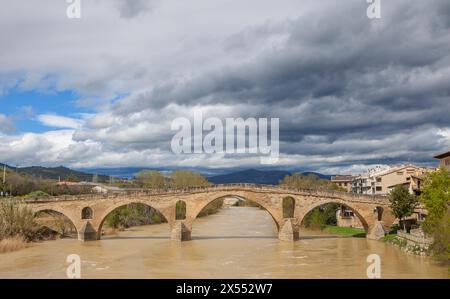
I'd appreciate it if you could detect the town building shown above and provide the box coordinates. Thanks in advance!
[351,165,432,196]
[336,207,364,229]
[434,150,450,171]
[330,175,355,192]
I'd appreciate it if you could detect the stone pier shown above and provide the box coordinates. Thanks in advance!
[77,221,99,241]
[367,221,386,240]
[171,221,192,241]
[278,218,299,241]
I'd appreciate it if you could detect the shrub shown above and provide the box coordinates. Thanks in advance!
[0,201,39,241]
[0,236,27,253]
[24,190,50,199]
[198,199,224,217]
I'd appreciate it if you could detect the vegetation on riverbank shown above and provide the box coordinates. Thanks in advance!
[300,203,366,237]
[0,236,28,253]
[0,235,29,253]
[302,203,339,229]
[198,199,224,217]
[380,233,398,243]
[233,200,262,207]
[380,232,432,256]
[389,185,418,232]
[105,203,165,229]
[419,168,450,264]
[0,201,39,241]
[323,225,366,237]
[0,201,42,253]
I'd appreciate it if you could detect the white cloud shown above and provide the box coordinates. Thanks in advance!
[37,114,83,129]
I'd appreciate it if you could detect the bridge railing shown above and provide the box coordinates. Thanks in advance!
[14,183,390,204]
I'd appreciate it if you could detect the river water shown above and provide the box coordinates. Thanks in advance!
[0,206,447,278]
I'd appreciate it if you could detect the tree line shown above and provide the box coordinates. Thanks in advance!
[136,170,211,189]
[279,173,346,192]
[0,170,92,197]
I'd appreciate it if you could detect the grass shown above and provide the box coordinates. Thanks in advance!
[323,225,366,237]
[0,236,28,253]
[380,233,398,242]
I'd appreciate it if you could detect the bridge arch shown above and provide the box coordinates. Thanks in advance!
[298,199,370,231]
[34,208,79,236]
[190,194,282,230]
[96,201,170,239]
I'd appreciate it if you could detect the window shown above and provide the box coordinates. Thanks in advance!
[81,207,93,219]
[175,200,187,220]
[445,158,450,166]
[376,186,382,192]
[397,171,404,175]
[376,177,382,183]
[282,197,295,218]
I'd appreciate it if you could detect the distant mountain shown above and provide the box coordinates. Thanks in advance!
[77,167,237,179]
[77,167,145,179]
[16,166,109,182]
[4,164,332,184]
[0,163,12,170]
[301,172,332,180]
[209,169,291,185]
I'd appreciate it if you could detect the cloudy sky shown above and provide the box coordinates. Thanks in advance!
[0,0,449,174]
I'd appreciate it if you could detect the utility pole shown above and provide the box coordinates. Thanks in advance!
[2,164,5,185]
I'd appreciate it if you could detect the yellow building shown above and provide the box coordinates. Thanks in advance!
[330,175,355,192]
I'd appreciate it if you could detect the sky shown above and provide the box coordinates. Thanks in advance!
[0,0,449,174]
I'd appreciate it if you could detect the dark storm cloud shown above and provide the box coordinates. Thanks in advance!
[105,0,450,169]
[116,0,450,111]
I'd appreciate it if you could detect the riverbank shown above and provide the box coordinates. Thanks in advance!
[0,237,28,253]
[323,226,366,237]
[381,229,435,257]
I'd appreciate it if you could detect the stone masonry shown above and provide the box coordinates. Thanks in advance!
[18,184,396,242]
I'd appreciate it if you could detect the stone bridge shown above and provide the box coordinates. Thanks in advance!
[18,184,396,242]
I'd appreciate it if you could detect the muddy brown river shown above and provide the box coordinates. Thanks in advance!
[0,207,447,278]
